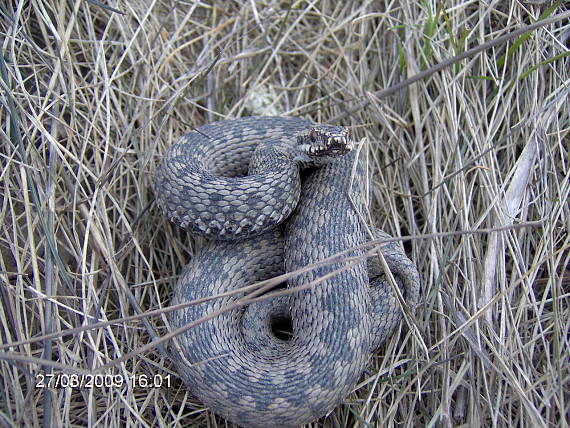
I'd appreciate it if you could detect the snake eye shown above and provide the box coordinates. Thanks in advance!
[310,129,317,143]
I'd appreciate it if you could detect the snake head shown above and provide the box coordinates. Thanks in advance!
[297,125,354,160]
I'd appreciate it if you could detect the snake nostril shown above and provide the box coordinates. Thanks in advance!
[270,314,293,341]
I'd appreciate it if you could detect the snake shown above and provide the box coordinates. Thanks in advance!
[154,116,420,427]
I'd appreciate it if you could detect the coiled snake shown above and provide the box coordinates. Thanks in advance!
[155,116,420,427]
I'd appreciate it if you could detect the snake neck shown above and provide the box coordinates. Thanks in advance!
[248,137,351,176]
[247,138,299,174]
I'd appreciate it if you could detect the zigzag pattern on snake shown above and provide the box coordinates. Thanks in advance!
[154,116,420,428]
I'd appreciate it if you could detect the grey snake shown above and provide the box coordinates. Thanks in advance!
[154,116,420,427]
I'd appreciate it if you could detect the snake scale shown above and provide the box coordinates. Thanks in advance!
[155,116,420,427]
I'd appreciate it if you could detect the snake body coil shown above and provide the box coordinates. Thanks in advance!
[155,116,420,427]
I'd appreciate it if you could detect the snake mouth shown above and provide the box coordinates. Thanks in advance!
[297,125,353,158]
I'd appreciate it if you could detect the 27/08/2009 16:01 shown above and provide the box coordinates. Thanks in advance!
[35,373,172,389]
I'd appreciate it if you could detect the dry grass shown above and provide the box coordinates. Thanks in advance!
[1,1,569,427]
